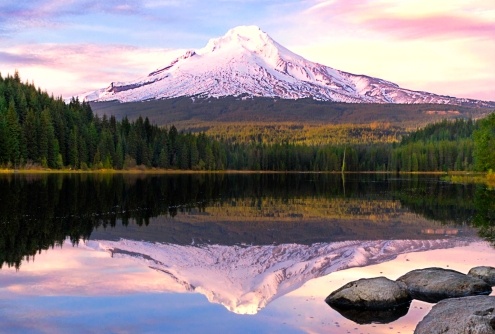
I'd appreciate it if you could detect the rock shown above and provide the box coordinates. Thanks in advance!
[397,267,492,303]
[325,277,411,310]
[329,303,410,324]
[415,295,495,334]
[469,266,495,286]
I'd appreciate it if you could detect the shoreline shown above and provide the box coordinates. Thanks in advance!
[1,168,493,186]
[0,168,451,175]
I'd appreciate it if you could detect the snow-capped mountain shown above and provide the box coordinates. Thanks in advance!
[86,238,474,315]
[80,26,493,106]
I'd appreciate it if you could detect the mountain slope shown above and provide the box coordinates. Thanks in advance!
[81,26,493,107]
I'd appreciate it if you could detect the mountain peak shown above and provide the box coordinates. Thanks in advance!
[226,25,265,37]
[199,25,273,55]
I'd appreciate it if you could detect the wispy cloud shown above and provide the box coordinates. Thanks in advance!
[303,0,495,40]
[365,14,495,40]
[0,0,147,36]
[0,43,185,97]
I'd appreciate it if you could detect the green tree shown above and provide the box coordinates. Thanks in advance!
[473,113,495,172]
[69,128,79,168]
[6,99,22,166]
[23,109,39,162]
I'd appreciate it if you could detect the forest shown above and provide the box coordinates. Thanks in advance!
[0,72,494,173]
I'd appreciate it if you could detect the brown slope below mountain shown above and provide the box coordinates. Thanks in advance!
[90,97,491,130]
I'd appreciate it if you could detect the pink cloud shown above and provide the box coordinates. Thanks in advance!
[0,43,184,97]
[366,15,495,40]
[304,0,495,40]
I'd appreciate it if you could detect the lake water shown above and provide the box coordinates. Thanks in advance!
[0,173,494,333]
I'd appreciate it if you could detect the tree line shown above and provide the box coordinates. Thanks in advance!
[0,72,224,170]
[0,72,494,172]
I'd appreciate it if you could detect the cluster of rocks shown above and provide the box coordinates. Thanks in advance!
[325,266,495,333]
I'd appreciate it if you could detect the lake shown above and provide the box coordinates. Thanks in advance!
[0,173,494,333]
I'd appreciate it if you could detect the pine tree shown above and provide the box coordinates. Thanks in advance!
[6,99,21,166]
[23,109,39,162]
[68,128,79,168]
[473,113,495,172]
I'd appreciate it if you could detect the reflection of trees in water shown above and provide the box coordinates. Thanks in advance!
[0,173,488,269]
[473,186,495,245]
[394,180,495,245]
[395,180,477,225]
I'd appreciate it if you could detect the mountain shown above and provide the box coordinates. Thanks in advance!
[87,238,474,315]
[80,26,493,108]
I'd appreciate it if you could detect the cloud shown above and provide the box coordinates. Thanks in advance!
[0,52,50,66]
[364,14,495,40]
[0,0,145,34]
[0,43,185,97]
[303,0,495,40]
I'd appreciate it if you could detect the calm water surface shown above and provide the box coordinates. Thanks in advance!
[0,173,494,333]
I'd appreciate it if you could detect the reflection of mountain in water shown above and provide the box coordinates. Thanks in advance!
[1,173,490,269]
[87,238,474,314]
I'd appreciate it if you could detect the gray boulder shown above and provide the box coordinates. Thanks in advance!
[325,276,411,310]
[469,266,495,286]
[415,295,495,334]
[397,267,492,303]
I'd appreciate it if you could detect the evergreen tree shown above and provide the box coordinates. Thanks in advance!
[473,113,495,172]
[6,99,22,166]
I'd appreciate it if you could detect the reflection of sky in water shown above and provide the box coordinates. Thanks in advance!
[1,240,494,333]
[1,293,293,334]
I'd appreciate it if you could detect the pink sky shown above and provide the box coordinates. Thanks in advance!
[0,0,494,101]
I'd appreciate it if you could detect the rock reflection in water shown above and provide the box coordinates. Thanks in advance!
[328,303,411,324]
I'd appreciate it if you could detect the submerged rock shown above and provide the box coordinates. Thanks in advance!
[415,295,495,334]
[325,277,411,310]
[397,267,492,303]
[469,266,495,286]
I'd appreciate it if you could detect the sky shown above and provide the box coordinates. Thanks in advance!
[0,0,494,101]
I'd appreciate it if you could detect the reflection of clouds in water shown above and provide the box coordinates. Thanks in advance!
[0,241,185,296]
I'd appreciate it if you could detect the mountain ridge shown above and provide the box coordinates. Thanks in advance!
[80,26,494,108]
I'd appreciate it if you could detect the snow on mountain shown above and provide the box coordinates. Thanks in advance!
[86,238,474,315]
[80,26,493,107]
